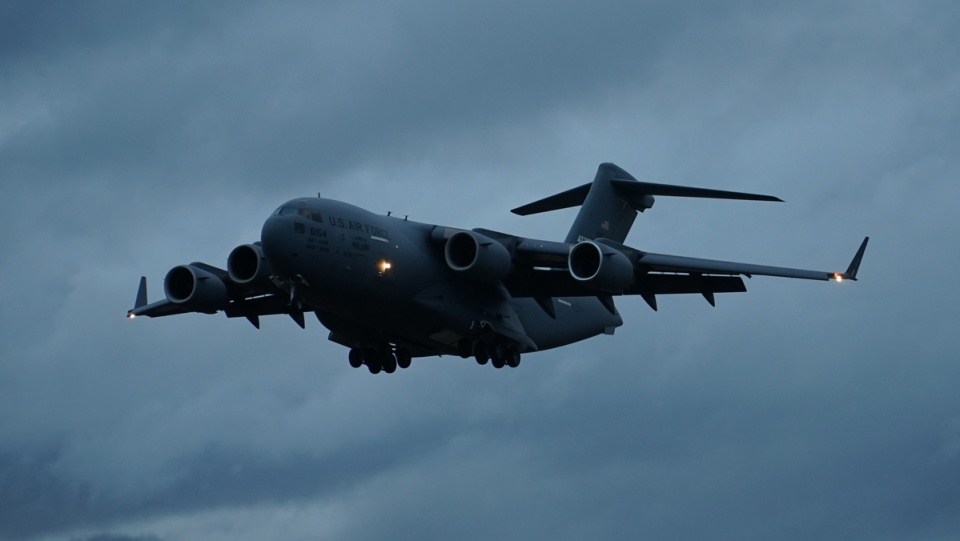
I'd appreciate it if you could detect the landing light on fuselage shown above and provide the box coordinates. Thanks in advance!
[378,260,392,274]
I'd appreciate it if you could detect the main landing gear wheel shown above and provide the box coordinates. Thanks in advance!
[350,344,411,374]
[506,350,521,368]
[474,340,521,369]
[457,339,473,359]
[474,342,489,365]
[381,350,398,374]
[490,341,507,369]
[361,346,381,374]
[348,348,363,369]
[396,348,412,369]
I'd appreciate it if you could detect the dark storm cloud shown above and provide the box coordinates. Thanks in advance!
[71,535,163,541]
[2,1,959,540]
[0,1,730,193]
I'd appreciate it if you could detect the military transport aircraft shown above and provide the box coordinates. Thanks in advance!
[129,163,868,374]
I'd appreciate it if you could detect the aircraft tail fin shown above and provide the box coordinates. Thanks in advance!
[512,163,782,244]
[512,163,642,244]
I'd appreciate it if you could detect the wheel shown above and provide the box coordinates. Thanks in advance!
[457,339,473,359]
[506,350,521,368]
[348,348,363,368]
[362,346,381,373]
[396,349,412,369]
[490,341,507,367]
[474,342,489,365]
[381,350,397,374]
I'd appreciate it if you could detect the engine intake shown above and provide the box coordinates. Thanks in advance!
[164,265,229,313]
[445,231,513,281]
[228,243,273,288]
[568,241,634,292]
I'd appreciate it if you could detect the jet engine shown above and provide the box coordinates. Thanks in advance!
[444,231,513,281]
[568,241,635,292]
[163,264,229,313]
[228,243,273,288]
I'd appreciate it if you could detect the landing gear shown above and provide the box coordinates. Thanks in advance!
[396,348,412,369]
[472,339,520,369]
[490,341,507,368]
[457,339,473,359]
[381,350,397,374]
[348,347,363,368]
[349,343,411,374]
[474,342,489,365]
[348,339,520,373]
[506,349,521,368]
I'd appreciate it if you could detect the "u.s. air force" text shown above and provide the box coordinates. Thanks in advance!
[326,216,391,241]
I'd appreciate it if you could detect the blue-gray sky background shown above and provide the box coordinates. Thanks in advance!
[2,1,959,540]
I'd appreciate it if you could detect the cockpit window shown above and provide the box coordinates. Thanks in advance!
[274,205,323,222]
[298,208,324,222]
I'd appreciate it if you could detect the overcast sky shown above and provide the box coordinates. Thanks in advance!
[2,1,959,540]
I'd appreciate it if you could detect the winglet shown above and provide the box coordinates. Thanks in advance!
[128,277,149,318]
[837,237,869,281]
[135,276,148,308]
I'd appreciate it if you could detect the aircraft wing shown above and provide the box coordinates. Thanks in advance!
[503,267,747,297]
[636,236,869,282]
[127,263,300,328]
[499,235,868,311]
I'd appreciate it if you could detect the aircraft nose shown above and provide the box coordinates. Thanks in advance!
[260,215,297,274]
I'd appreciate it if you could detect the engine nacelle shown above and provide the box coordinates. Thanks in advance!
[228,243,273,288]
[568,241,635,292]
[164,264,229,313]
[444,231,513,281]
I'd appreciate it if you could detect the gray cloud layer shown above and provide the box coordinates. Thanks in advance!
[2,1,959,540]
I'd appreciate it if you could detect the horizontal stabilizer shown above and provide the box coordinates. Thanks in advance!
[512,177,782,217]
[511,183,591,216]
[611,179,782,203]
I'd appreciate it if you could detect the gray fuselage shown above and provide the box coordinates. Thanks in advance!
[260,197,622,357]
